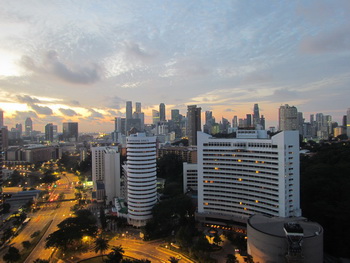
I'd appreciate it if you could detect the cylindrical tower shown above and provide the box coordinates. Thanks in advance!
[126,133,157,227]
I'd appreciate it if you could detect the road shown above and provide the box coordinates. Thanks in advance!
[0,172,78,262]
[69,238,195,263]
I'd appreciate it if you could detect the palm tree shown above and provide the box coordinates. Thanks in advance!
[93,236,110,259]
[104,245,124,263]
[168,256,179,263]
[226,253,237,263]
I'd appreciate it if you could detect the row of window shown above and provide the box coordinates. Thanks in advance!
[203,162,279,171]
[203,149,278,155]
[203,199,279,213]
[203,167,279,177]
[203,182,279,193]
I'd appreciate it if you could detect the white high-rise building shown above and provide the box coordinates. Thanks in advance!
[196,130,301,227]
[126,133,157,227]
[92,146,120,204]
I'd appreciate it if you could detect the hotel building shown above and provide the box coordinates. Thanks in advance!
[195,130,301,227]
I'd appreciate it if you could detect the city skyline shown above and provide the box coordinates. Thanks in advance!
[1,1,350,132]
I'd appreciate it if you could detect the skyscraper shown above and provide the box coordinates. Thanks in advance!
[253,103,260,127]
[45,123,54,142]
[171,109,180,122]
[347,108,350,137]
[246,114,252,127]
[187,105,201,146]
[0,110,3,128]
[62,122,78,142]
[135,102,141,113]
[152,110,160,124]
[25,117,33,136]
[126,133,157,227]
[159,103,166,122]
[279,104,298,131]
[126,101,133,120]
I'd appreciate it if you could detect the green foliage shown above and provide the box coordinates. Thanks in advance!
[3,246,21,263]
[104,245,124,263]
[45,209,97,251]
[157,153,183,184]
[168,256,179,263]
[41,174,57,184]
[22,240,31,249]
[99,207,107,230]
[93,236,109,255]
[33,259,49,263]
[143,194,194,240]
[300,142,350,257]
[226,254,237,263]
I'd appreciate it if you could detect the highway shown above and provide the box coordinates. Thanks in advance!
[0,172,78,262]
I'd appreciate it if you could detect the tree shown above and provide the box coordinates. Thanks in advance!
[3,246,21,263]
[213,233,222,246]
[226,254,237,263]
[99,207,107,230]
[33,259,49,263]
[46,209,97,251]
[22,240,31,249]
[2,203,11,213]
[93,236,109,256]
[168,257,179,263]
[104,245,124,263]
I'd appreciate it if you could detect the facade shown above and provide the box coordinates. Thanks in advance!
[0,110,3,127]
[25,117,33,136]
[183,162,198,192]
[253,103,260,127]
[187,105,201,146]
[159,103,166,122]
[45,123,54,142]
[247,214,323,263]
[62,122,78,142]
[347,108,350,137]
[196,130,301,227]
[91,146,120,203]
[126,133,157,227]
[126,101,133,120]
[158,145,197,164]
[279,104,298,131]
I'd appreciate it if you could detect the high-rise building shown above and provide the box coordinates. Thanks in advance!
[25,117,33,136]
[187,105,201,146]
[45,123,54,142]
[246,114,252,127]
[171,109,180,122]
[0,128,4,202]
[347,108,350,137]
[0,110,3,128]
[279,104,298,131]
[159,103,166,122]
[152,110,160,124]
[196,130,301,227]
[92,146,120,203]
[126,133,157,227]
[126,101,133,120]
[135,102,141,113]
[232,116,238,128]
[253,103,260,127]
[62,122,78,142]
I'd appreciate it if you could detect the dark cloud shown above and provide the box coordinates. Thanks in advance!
[16,95,41,104]
[267,89,299,102]
[13,111,38,120]
[30,104,53,115]
[108,96,125,109]
[124,41,156,61]
[59,108,79,116]
[70,100,80,106]
[88,109,104,119]
[21,51,102,84]
[300,26,350,54]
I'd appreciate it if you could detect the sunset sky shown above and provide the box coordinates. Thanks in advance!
[1,0,350,132]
